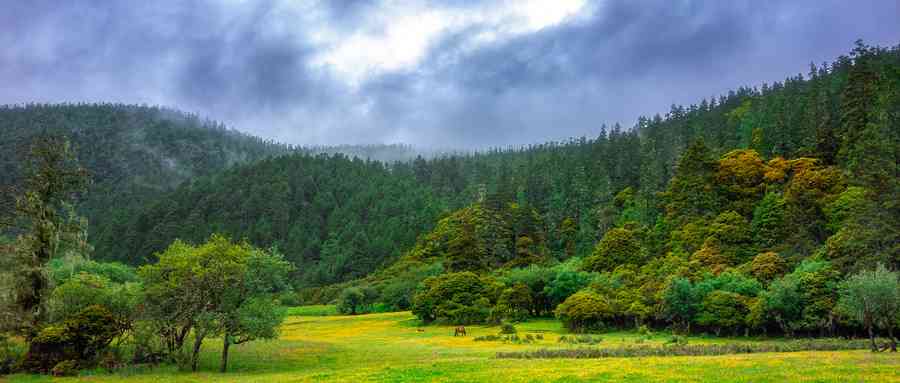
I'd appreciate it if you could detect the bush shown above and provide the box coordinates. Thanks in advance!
[558,335,602,345]
[499,321,517,334]
[20,305,125,373]
[337,287,366,315]
[473,335,501,342]
[555,290,612,332]
[48,272,141,323]
[0,335,24,375]
[51,360,79,377]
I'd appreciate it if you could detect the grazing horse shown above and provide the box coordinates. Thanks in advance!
[454,326,467,337]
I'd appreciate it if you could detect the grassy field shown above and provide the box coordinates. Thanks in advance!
[4,309,899,382]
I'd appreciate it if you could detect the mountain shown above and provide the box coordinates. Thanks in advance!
[3,43,898,293]
[0,103,293,245]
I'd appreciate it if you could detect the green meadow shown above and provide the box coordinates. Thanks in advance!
[6,309,898,383]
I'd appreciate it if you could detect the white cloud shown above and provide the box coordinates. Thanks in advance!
[305,0,587,86]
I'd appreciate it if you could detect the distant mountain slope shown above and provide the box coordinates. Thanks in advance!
[0,103,293,241]
[96,152,447,286]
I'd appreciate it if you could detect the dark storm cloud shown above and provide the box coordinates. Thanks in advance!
[1,1,898,148]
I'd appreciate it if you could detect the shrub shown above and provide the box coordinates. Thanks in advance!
[20,305,125,373]
[473,335,501,342]
[48,272,141,323]
[555,290,612,332]
[337,287,366,315]
[0,335,24,375]
[558,335,602,345]
[499,321,517,334]
[51,360,79,377]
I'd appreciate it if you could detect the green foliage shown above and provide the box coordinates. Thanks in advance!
[756,260,839,336]
[696,290,749,335]
[20,305,125,373]
[555,290,612,332]
[662,277,699,331]
[1,135,89,337]
[379,262,444,311]
[716,149,768,216]
[138,234,291,372]
[749,252,788,283]
[337,287,367,315]
[496,283,533,321]
[48,256,138,285]
[499,321,518,334]
[544,268,596,308]
[705,211,755,265]
[50,359,79,377]
[836,264,900,350]
[47,272,142,323]
[411,272,499,324]
[0,334,25,375]
[751,192,787,250]
[582,227,641,272]
[663,139,720,225]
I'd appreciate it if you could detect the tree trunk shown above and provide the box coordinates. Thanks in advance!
[888,326,897,352]
[867,322,877,352]
[220,335,231,373]
[191,331,205,372]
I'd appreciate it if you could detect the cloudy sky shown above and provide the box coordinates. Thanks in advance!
[2,1,898,148]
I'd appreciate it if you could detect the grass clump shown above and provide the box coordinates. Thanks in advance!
[558,335,602,345]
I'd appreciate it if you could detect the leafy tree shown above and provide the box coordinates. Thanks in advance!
[555,290,612,332]
[47,272,141,323]
[749,252,788,283]
[139,235,290,372]
[662,277,699,333]
[337,287,366,315]
[836,264,900,352]
[696,290,749,335]
[582,228,641,272]
[496,283,532,321]
[716,149,767,216]
[751,193,787,250]
[759,276,804,337]
[663,139,720,226]
[411,272,499,324]
[215,247,292,372]
[544,269,596,308]
[1,136,89,337]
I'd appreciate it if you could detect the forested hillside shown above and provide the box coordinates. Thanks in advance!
[97,153,446,285]
[99,42,898,294]
[0,104,293,244]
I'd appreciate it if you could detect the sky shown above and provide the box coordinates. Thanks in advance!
[2,1,898,148]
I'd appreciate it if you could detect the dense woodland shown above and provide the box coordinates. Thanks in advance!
[1,42,899,375]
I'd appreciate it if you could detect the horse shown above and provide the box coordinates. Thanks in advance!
[454,326,467,337]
